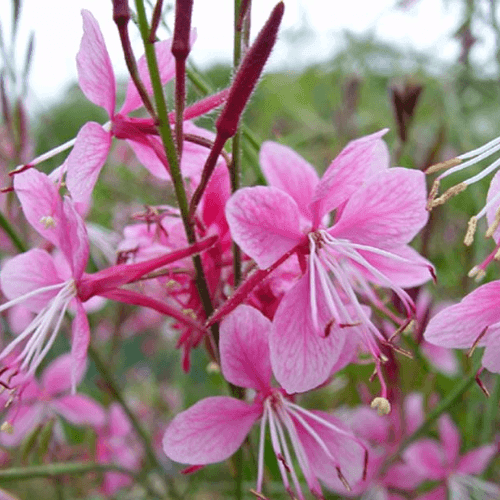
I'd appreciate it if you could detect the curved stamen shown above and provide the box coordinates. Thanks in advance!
[256,404,269,493]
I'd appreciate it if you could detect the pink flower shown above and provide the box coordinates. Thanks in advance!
[0,353,105,447]
[96,403,142,495]
[163,305,366,499]
[424,281,500,373]
[0,169,215,391]
[226,133,432,393]
[403,413,499,499]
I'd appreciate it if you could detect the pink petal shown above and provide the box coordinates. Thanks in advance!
[310,129,389,226]
[424,281,500,349]
[70,301,90,394]
[1,250,62,313]
[402,440,447,480]
[384,463,426,490]
[357,245,434,288]
[120,32,195,114]
[296,410,365,491]
[109,403,132,436]
[0,404,43,447]
[420,341,459,376]
[260,141,319,221]
[329,168,428,249]
[270,272,346,393]
[481,326,500,373]
[226,186,304,269]
[127,137,171,180]
[42,353,87,395]
[437,414,460,466]
[65,122,112,206]
[457,444,497,475]
[13,168,65,249]
[77,10,116,116]
[162,396,261,464]
[52,394,106,427]
[219,305,272,391]
[404,392,424,435]
[486,170,500,242]
[61,198,90,280]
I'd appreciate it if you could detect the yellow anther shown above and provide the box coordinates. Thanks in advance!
[370,397,391,416]
[181,308,197,319]
[206,361,220,374]
[40,215,56,229]
[464,216,477,246]
[0,422,14,434]
[468,266,486,282]
[429,182,467,209]
[486,206,500,238]
[425,157,462,175]
[426,179,441,211]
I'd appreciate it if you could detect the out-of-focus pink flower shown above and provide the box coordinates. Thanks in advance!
[163,305,366,499]
[96,403,142,496]
[404,413,499,499]
[226,133,432,393]
[0,353,105,447]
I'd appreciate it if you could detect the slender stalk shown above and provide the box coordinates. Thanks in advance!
[0,211,26,252]
[113,0,157,119]
[398,361,481,452]
[88,344,180,500]
[134,0,217,337]
[172,0,194,158]
[0,462,135,481]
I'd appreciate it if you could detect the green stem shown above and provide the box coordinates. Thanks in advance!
[0,462,135,482]
[480,374,500,445]
[0,211,26,252]
[399,361,481,453]
[134,0,217,342]
[88,344,179,500]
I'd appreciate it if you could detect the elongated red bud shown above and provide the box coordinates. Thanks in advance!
[172,0,194,61]
[112,0,130,27]
[216,1,284,138]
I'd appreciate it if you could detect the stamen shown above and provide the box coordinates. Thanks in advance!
[40,215,56,229]
[429,182,467,208]
[336,467,351,492]
[426,179,440,211]
[464,216,477,246]
[0,422,14,434]
[256,405,269,492]
[475,368,490,398]
[486,205,500,238]
[467,327,488,358]
[425,157,461,175]
[468,266,486,281]
[370,396,391,416]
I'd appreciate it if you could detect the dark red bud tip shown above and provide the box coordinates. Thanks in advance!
[112,0,130,26]
[216,1,284,138]
[172,0,194,60]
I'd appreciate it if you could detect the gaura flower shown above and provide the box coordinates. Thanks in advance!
[0,169,215,393]
[163,305,367,499]
[225,132,432,393]
[424,280,500,374]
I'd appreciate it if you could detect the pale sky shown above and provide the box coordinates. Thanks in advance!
[1,0,497,111]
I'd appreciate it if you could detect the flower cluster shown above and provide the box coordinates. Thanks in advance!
[0,1,498,499]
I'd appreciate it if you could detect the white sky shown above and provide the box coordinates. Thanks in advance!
[1,0,498,111]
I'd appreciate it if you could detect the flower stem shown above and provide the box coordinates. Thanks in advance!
[399,361,481,452]
[0,211,26,252]
[134,0,217,339]
[0,462,136,481]
[88,344,180,499]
